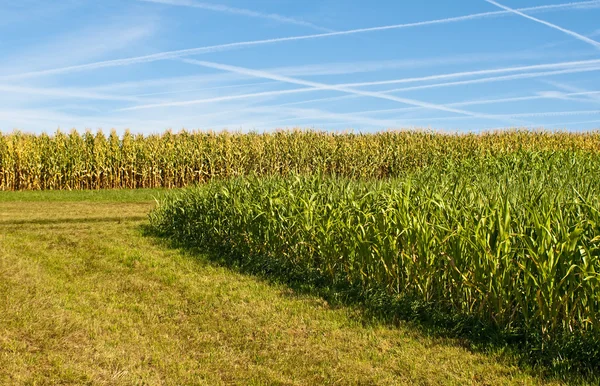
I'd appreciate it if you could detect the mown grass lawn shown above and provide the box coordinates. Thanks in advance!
[0,189,562,385]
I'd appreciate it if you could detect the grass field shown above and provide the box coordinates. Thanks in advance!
[0,189,562,385]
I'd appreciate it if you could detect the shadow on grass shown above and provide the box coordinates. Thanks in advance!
[0,216,147,226]
[139,224,600,384]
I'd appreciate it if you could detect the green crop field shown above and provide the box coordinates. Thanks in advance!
[2,129,600,384]
[149,149,600,375]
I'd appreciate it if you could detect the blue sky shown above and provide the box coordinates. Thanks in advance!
[1,0,600,133]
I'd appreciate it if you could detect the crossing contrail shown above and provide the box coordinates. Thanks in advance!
[1,0,598,81]
[485,0,600,50]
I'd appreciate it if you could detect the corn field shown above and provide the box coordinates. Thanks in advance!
[2,129,600,190]
[149,150,600,371]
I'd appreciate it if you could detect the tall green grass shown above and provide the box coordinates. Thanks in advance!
[150,150,600,372]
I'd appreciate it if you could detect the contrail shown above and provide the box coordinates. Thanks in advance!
[485,0,600,50]
[287,65,600,105]
[382,65,600,93]
[216,62,600,110]
[344,58,600,87]
[118,88,345,110]
[1,0,598,80]
[120,87,317,109]
[131,81,277,97]
[394,109,600,122]
[271,90,600,118]
[413,90,600,110]
[138,0,332,32]
[116,61,600,113]
[124,58,509,122]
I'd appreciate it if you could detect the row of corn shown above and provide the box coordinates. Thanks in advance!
[2,129,600,190]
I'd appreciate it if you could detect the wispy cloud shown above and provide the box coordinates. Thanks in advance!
[496,109,600,118]
[0,0,81,27]
[485,0,600,51]
[85,48,597,95]
[546,118,600,128]
[534,90,594,103]
[83,50,586,99]
[116,57,600,119]
[542,80,600,104]
[0,108,198,134]
[1,103,274,133]
[382,65,600,93]
[267,56,504,77]
[0,19,156,77]
[138,0,332,32]
[129,58,515,123]
[131,81,277,97]
[390,109,600,123]
[481,90,591,108]
[118,87,317,110]
[0,84,147,102]
[288,90,600,119]
[89,73,246,93]
[345,58,600,87]
[192,59,600,111]
[245,106,404,129]
[1,0,597,81]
